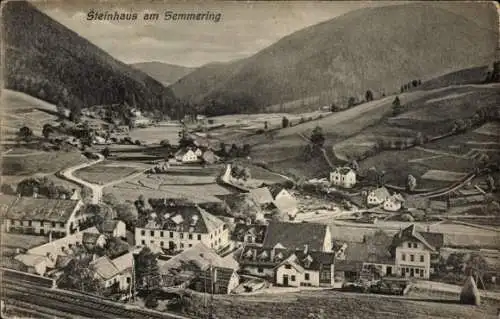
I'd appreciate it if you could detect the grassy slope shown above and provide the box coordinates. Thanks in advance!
[170,3,497,112]
[181,289,498,319]
[130,62,195,86]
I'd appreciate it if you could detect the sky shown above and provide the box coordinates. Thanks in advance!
[35,1,496,68]
[35,1,404,67]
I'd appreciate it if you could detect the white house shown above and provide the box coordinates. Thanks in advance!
[330,167,356,188]
[135,205,229,253]
[271,189,299,218]
[275,248,336,287]
[1,194,87,237]
[366,187,391,206]
[383,193,405,212]
[194,148,203,157]
[91,252,134,291]
[175,149,199,163]
[391,225,444,279]
[100,220,127,239]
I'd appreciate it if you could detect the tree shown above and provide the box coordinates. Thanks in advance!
[69,105,82,123]
[101,147,111,158]
[264,121,268,130]
[365,90,374,102]
[347,97,356,108]
[18,126,33,141]
[115,202,138,229]
[282,116,290,128]
[350,160,360,172]
[160,139,171,148]
[42,124,54,139]
[310,126,325,148]
[406,174,417,191]
[330,103,339,112]
[392,96,403,116]
[58,255,102,294]
[447,253,466,275]
[56,102,66,119]
[135,247,160,292]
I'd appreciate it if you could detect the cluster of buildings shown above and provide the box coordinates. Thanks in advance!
[174,147,218,164]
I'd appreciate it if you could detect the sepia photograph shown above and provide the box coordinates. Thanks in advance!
[0,0,499,318]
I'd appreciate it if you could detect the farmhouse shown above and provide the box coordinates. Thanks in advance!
[175,149,199,163]
[390,224,444,279]
[275,247,336,287]
[366,187,391,206]
[159,243,239,294]
[330,167,356,188]
[0,195,87,237]
[91,252,134,291]
[135,204,229,253]
[271,188,299,218]
[383,193,405,212]
[249,187,274,206]
[262,221,333,252]
[99,220,127,239]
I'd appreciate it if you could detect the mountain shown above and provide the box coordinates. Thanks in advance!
[130,62,196,86]
[170,3,498,116]
[2,1,180,118]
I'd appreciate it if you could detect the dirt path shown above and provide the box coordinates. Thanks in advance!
[59,154,105,204]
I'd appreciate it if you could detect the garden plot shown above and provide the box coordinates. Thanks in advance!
[73,161,145,184]
[420,170,467,182]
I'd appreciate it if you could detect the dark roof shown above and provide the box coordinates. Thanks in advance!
[335,260,364,272]
[332,167,354,175]
[262,222,329,251]
[82,232,103,245]
[137,204,225,234]
[217,193,261,217]
[391,224,443,252]
[100,220,120,233]
[282,250,335,271]
[344,242,394,265]
[231,224,267,243]
[0,195,81,223]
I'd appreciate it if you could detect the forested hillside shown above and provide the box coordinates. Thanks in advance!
[2,1,182,118]
[170,3,497,116]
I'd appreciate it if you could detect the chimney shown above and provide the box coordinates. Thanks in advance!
[303,244,308,255]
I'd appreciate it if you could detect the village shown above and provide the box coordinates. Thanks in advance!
[2,95,500,317]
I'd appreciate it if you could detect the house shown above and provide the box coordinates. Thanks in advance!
[159,243,239,294]
[216,193,262,220]
[174,149,199,163]
[249,187,274,206]
[100,220,127,239]
[135,204,229,253]
[82,232,107,250]
[231,223,267,246]
[275,247,336,287]
[14,254,56,276]
[262,221,333,252]
[237,244,293,278]
[270,188,299,218]
[1,195,87,238]
[383,193,405,212]
[91,252,134,291]
[330,167,356,188]
[390,224,444,279]
[366,187,391,206]
[271,188,296,203]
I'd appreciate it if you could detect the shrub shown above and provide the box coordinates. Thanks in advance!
[145,295,159,309]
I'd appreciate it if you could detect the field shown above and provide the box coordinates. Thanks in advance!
[104,166,233,203]
[180,289,499,319]
[73,161,146,185]
[129,124,182,145]
[2,150,88,176]
[420,170,466,182]
[1,230,49,250]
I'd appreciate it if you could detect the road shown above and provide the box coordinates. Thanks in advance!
[59,153,105,204]
[3,279,191,319]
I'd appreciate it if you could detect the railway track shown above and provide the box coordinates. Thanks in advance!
[2,279,191,319]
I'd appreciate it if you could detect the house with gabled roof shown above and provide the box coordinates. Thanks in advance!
[249,187,274,206]
[135,204,229,253]
[383,193,405,212]
[159,243,239,294]
[366,187,391,206]
[262,221,333,252]
[330,167,356,188]
[274,246,336,287]
[231,223,267,246]
[91,251,134,291]
[174,148,199,163]
[0,194,87,238]
[99,220,126,239]
[390,224,444,279]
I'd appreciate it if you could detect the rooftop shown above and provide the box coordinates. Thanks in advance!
[262,221,329,251]
[0,195,82,223]
[249,187,274,205]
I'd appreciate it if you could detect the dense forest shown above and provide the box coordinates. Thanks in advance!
[2,1,186,119]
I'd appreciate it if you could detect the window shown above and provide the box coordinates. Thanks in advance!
[413,243,418,248]
[160,241,164,247]
[188,234,193,240]
[160,231,164,237]
[189,244,192,247]
[28,221,32,226]
[285,265,291,269]
[197,234,201,240]
[150,240,154,244]
[410,254,414,262]
[407,243,412,248]
[180,233,184,239]
[180,243,184,248]
[150,230,154,236]
[141,240,145,245]
[420,255,424,262]
[59,222,64,228]
[52,222,56,228]
[211,234,213,239]
[141,230,145,236]
[291,275,296,281]
[305,273,310,280]
[126,277,131,283]
[402,253,406,261]
[258,268,264,273]
[170,232,173,238]
[40,221,44,227]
